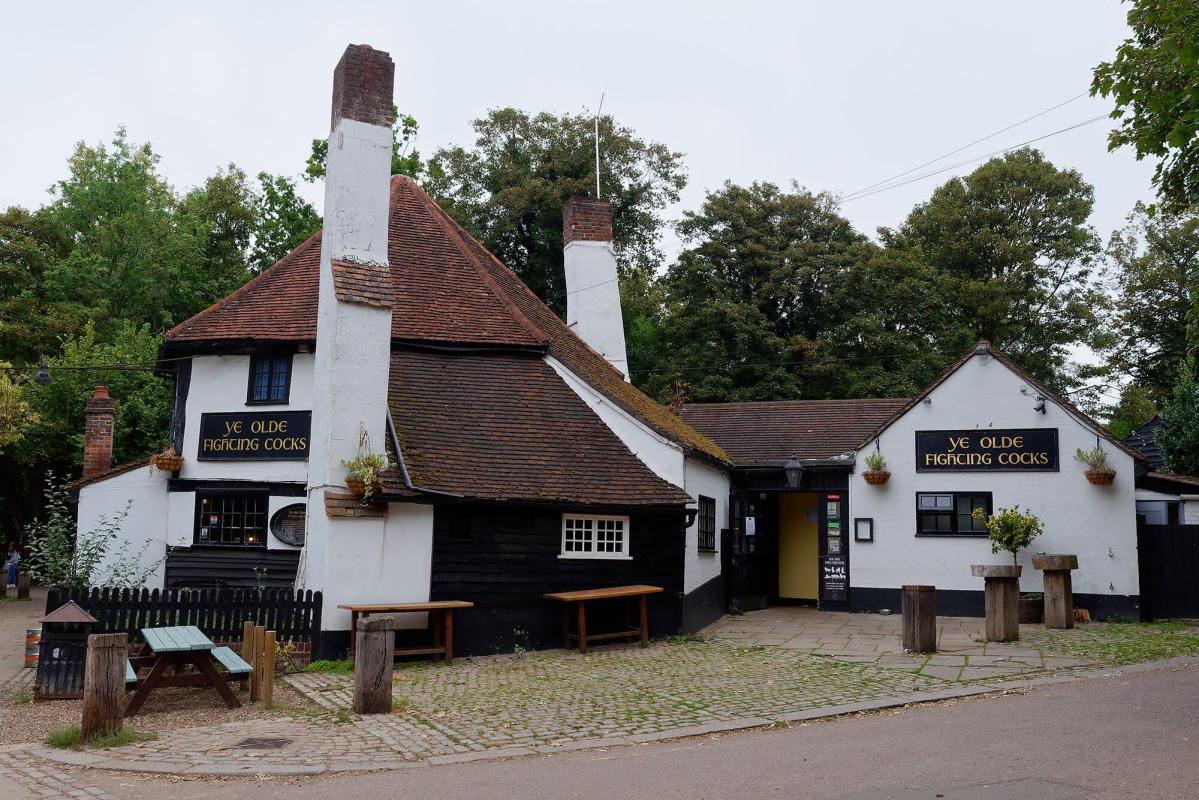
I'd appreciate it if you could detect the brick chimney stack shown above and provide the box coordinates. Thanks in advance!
[83,386,115,479]
[562,196,628,379]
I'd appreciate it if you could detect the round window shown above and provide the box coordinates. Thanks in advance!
[270,503,306,547]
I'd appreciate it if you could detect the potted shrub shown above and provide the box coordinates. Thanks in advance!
[861,450,890,485]
[972,504,1044,566]
[1019,592,1044,624]
[341,452,389,499]
[149,446,184,473]
[1074,446,1116,485]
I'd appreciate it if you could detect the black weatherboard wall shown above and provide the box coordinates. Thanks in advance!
[430,503,688,656]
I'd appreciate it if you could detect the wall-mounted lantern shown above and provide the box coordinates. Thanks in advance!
[784,454,803,490]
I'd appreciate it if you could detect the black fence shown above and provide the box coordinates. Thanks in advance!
[44,586,323,656]
[1138,523,1199,620]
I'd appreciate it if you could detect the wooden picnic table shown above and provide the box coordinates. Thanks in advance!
[124,625,252,717]
[339,601,474,664]
[544,584,663,654]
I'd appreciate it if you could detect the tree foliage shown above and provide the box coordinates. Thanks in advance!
[1105,202,1199,399]
[425,108,686,312]
[1156,359,1199,475]
[1093,0,1199,212]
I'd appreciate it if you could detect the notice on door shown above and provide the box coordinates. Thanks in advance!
[821,555,848,602]
[915,428,1059,472]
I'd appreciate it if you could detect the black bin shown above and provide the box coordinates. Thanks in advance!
[34,601,98,700]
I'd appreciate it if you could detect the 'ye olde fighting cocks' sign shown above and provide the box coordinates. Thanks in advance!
[197,411,311,460]
[915,428,1059,472]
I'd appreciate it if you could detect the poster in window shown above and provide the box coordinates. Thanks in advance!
[827,501,839,517]
[828,538,842,554]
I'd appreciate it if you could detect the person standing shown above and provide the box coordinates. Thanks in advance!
[5,543,18,588]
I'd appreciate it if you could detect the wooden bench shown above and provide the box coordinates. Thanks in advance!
[125,659,138,688]
[338,601,474,664]
[211,646,253,677]
[544,585,664,654]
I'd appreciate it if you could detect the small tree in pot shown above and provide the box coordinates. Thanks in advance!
[972,505,1043,566]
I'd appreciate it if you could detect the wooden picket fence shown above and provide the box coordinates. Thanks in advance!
[44,586,323,660]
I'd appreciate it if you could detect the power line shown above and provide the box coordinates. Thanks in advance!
[841,91,1089,201]
[840,114,1108,204]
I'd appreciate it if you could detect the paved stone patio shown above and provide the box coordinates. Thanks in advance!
[9,607,1199,783]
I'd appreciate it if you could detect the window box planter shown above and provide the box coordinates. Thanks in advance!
[1084,468,1116,486]
[862,470,891,486]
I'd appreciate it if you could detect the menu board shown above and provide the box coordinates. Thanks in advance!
[822,555,848,602]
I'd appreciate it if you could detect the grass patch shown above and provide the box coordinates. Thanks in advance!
[334,709,351,724]
[1,595,32,602]
[47,726,157,751]
[666,633,707,645]
[306,658,354,675]
[12,690,32,704]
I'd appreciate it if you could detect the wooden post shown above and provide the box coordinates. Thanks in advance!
[972,565,1021,643]
[16,572,30,599]
[1033,554,1079,630]
[243,622,259,701]
[353,616,394,714]
[263,630,277,707]
[901,585,937,653]
[82,633,127,741]
[251,625,266,702]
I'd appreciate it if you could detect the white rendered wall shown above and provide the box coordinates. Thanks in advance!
[683,457,729,592]
[564,240,629,379]
[77,467,173,589]
[316,503,435,631]
[179,354,314,483]
[850,355,1139,598]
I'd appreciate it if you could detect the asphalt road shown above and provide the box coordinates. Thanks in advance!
[87,660,1199,800]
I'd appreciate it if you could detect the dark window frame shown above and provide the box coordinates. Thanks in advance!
[195,489,270,548]
[915,491,992,537]
[697,495,717,552]
[246,353,293,405]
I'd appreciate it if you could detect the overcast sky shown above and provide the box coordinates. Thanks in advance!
[2,1,1151,256]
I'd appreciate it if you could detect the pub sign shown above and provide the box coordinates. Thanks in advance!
[197,411,311,461]
[915,428,1059,472]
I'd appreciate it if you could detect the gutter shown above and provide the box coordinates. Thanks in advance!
[385,409,462,499]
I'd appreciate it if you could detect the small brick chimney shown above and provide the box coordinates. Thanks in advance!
[563,196,628,379]
[83,386,115,479]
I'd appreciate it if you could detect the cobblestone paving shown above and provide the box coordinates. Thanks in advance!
[0,745,114,799]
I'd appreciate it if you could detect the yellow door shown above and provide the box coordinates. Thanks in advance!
[778,493,819,600]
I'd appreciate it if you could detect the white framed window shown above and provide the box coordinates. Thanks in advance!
[560,514,631,559]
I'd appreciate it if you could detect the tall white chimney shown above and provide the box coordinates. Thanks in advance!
[302,44,395,609]
[563,196,629,379]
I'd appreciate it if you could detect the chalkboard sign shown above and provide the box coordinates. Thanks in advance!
[916,428,1058,472]
[197,411,311,461]
[821,555,848,602]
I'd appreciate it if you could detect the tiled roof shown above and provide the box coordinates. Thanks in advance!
[680,399,909,466]
[164,176,727,465]
[384,349,693,507]
[66,457,153,491]
[1124,416,1164,469]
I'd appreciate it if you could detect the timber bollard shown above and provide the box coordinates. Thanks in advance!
[1032,554,1079,629]
[353,615,395,714]
[971,565,1022,642]
[16,571,31,599]
[901,585,937,653]
[82,633,127,740]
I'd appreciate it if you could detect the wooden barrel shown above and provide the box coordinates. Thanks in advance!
[24,627,41,669]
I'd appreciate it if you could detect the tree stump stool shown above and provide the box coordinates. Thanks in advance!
[1031,554,1079,629]
[82,633,127,740]
[16,572,31,599]
[353,615,395,715]
[971,565,1022,642]
[901,585,937,653]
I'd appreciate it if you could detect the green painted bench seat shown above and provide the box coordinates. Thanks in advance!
[211,646,253,675]
[125,659,137,686]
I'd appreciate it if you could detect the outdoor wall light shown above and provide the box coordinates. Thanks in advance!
[1033,395,1046,414]
[784,454,803,489]
[33,360,51,386]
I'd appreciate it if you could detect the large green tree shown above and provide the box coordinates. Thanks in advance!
[1093,0,1199,212]
[0,206,78,364]
[1156,360,1199,474]
[425,108,686,312]
[1106,202,1199,398]
[886,148,1106,390]
[250,172,321,271]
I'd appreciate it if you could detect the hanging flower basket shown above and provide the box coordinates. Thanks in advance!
[344,476,384,497]
[1084,468,1116,486]
[149,448,184,473]
[863,470,891,486]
